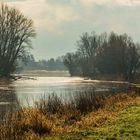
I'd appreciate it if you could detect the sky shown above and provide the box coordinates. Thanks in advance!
[1,0,140,60]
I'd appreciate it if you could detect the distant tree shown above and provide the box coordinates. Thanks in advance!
[96,32,140,81]
[47,58,56,70]
[0,4,36,76]
[63,53,80,76]
[64,31,140,81]
[96,32,123,75]
[125,42,140,81]
[46,57,67,71]
[77,32,102,77]
[55,57,67,70]
[17,54,38,71]
[18,55,67,72]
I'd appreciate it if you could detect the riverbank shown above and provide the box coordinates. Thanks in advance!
[44,96,140,140]
[0,90,139,140]
[16,70,70,77]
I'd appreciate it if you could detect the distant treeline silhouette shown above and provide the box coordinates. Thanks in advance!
[18,55,67,71]
[63,32,140,82]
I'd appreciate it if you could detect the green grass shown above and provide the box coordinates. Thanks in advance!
[43,102,140,140]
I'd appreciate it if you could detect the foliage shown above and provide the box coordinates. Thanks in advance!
[96,32,140,82]
[18,55,67,72]
[63,31,140,82]
[63,53,81,76]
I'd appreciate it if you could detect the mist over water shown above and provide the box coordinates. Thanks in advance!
[11,77,98,105]
[0,76,130,110]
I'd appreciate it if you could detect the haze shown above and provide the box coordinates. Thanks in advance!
[4,0,140,60]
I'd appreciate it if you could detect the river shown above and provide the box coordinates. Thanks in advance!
[0,76,130,118]
[11,76,109,105]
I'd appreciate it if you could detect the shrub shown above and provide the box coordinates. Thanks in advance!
[71,92,106,113]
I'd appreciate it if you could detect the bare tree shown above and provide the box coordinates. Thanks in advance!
[96,32,140,81]
[77,32,101,77]
[0,4,36,76]
[63,53,80,76]
[64,31,140,82]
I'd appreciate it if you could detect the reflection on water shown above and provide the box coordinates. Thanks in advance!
[10,77,130,105]
[0,76,130,115]
[0,86,19,120]
[11,77,98,105]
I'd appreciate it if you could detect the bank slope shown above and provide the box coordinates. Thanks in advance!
[43,97,140,140]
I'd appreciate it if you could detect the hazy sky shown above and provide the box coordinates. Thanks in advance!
[2,0,140,60]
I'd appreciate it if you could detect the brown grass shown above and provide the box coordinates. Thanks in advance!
[0,91,139,140]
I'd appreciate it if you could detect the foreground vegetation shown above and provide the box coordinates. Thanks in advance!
[0,90,140,140]
[45,97,140,140]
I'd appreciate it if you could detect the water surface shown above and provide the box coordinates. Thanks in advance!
[0,76,130,107]
[11,77,101,105]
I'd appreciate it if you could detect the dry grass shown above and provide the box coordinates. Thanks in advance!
[0,91,139,140]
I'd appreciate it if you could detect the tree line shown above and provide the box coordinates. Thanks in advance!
[63,32,140,82]
[0,4,66,75]
[18,55,66,71]
[0,4,140,82]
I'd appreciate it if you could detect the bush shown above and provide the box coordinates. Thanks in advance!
[71,92,105,113]
[35,93,64,115]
